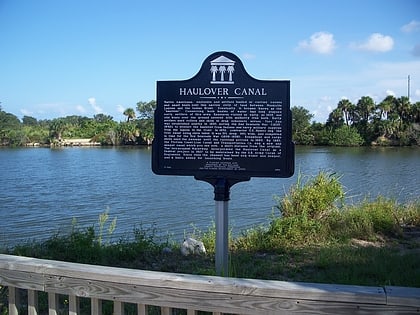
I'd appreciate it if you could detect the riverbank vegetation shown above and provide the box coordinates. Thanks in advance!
[0,101,156,147]
[3,172,419,288]
[1,95,419,147]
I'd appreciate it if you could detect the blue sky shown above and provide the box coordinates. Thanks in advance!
[1,0,419,122]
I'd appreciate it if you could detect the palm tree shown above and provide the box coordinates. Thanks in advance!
[337,99,353,126]
[395,96,411,127]
[411,102,420,123]
[377,95,395,121]
[123,108,136,122]
[356,96,375,123]
[117,121,139,145]
[327,108,344,128]
[49,118,67,140]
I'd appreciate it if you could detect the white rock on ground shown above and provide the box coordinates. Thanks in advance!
[180,237,206,256]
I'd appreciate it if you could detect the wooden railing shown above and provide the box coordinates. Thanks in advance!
[0,254,419,314]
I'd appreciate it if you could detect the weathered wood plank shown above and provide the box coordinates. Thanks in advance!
[385,286,420,307]
[48,292,59,315]
[91,297,102,315]
[40,275,419,315]
[28,289,38,315]
[8,286,19,315]
[114,300,123,315]
[0,269,45,291]
[0,254,386,304]
[1,254,419,315]
[137,303,146,315]
[68,295,79,315]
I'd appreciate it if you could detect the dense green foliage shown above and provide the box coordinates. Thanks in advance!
[292,95,420,146]
[1,95,419,146]
[0,101,156,146]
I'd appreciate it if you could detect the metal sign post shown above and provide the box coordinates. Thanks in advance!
[198,177,249,276]
[214,178,229,276]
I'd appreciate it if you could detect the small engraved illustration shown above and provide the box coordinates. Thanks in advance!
[210,55,235,84]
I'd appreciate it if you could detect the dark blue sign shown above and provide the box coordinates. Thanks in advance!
[152,51,294,179]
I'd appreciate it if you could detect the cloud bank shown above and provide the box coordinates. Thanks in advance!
[350,33,394,52]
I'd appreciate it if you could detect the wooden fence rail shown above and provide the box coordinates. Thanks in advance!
[0,254,419,314]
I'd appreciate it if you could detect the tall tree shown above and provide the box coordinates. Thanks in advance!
[0,109,22,145]
[326,108,344,128]
[49,118,67,140]
[22,116,38,126]
[136,101,156,119]
[355,96,375,123]
[337,99,353,126]
[291,106,314,144]
[136,101,156,144]
[117,121,139,145]
[123,108,136,122]
[94,114,114,123]
[394,96,411,127]
[377,95,395,121]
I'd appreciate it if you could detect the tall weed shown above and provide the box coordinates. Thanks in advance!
[275,171,344,219]
[335,197,402,241]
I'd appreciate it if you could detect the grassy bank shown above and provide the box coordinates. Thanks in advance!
[2,172,420,288]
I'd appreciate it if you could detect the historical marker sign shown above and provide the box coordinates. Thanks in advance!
[152,51,294,179]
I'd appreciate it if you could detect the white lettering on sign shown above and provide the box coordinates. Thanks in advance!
[163,99,283,161]
[179,87,229,96]
[234,88,267,96]
[179,87,267,96]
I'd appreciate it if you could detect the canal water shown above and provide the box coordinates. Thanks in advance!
[0,146,418,247]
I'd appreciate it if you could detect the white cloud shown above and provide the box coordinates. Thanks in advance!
[296,32,336,54]
[88,97,103,114]
[350,33,394,52]
[401,20,420,33]
[415,89,420,98]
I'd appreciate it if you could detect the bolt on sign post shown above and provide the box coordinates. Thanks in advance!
[152,51,294,276]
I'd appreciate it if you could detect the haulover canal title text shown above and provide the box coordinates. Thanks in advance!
[179,87,268,97]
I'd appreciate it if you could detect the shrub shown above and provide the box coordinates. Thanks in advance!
[329,126,364,146]
[250,172,346,249]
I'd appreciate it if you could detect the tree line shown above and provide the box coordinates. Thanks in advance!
[0,101,156,146]
[293,95,419,146]
[1,95,419,147]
